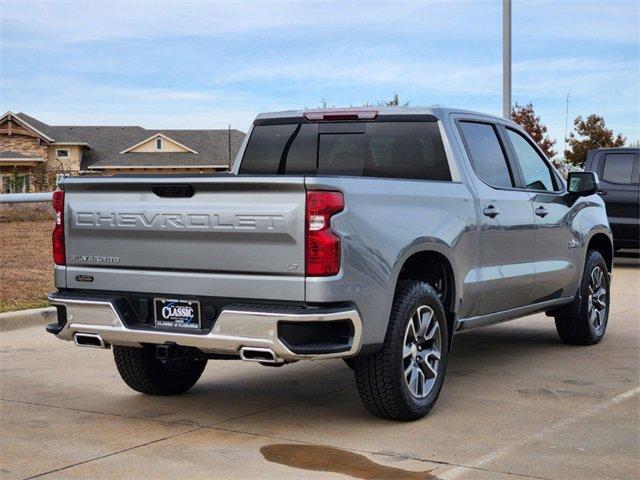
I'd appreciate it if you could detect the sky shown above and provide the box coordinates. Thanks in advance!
[1,0,639,154]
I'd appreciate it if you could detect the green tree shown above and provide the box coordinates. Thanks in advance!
[352,93,412,108]
[565,114,626,167]
[379,93,411,107]
[510,102,556,159]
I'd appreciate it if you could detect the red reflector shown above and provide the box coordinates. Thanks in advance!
[305,191,344,276]
[52,190,65,266]
[303,108,378,121]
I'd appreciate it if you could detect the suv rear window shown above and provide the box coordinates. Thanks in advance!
[239,121,451,181]
[602,153,636,184]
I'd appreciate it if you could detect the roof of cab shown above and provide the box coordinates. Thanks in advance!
[254,107,510,124]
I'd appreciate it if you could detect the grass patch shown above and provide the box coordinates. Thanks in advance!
[0,220,54,313]
[0,202,54,222]
[0,299,50,314]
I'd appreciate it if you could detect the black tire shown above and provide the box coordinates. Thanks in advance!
[342,358,356,370]
[555,250,610,345]
[353,281,448,421]
[113,344,207,395]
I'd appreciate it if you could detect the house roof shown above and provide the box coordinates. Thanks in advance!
[0,111,55,142]
[0,151,43,160]
[14,113,245,170]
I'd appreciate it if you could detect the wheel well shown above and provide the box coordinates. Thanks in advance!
[587,234,613,272]
[397,251,456,344]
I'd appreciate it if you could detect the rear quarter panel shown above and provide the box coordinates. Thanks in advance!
[305,176,477,346]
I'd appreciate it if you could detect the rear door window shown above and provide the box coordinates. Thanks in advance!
[458,121,514,188]
[240,121,451,181]
[602,153,636,184]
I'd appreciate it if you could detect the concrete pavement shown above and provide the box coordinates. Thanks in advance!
[0,308,56,333]
[1,261,638,479]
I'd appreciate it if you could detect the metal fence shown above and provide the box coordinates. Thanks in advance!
[0,192,53,204]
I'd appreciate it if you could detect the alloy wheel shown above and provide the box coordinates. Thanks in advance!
[588,266,607,334]
[402,305,441,398]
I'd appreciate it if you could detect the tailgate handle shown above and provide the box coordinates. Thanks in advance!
[151,184,195,198]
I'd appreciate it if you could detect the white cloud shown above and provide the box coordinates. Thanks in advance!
[1,0,637,142]
[0,1,496,46]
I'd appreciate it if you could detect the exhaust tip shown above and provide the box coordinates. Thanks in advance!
[74,333,107,349]
[239,347,282,364]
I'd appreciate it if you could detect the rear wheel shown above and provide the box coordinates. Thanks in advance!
[555,250,610,345]
[113,344,207,395]
[353,281,448,421]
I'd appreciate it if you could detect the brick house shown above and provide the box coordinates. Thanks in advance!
[0,111,245,193]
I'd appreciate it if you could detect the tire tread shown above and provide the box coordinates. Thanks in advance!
[353,281,447,421]
[113,345,206,395]
[555,250,609,346]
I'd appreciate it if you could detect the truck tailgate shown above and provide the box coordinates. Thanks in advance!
[63,176,306,276]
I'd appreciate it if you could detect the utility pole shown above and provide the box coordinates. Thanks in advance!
[563,93,570,154]
[228,124,232,164]
[503,0,512,119]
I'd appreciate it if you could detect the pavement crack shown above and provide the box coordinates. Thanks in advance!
[22,427,202,480]
[0,397,193,428]
[206,387,348,428]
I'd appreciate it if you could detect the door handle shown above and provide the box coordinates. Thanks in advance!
[535,206,549,218]
[483,205,500,218]
[597,190,607,196]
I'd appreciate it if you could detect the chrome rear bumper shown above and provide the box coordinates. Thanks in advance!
[48,294,362,362]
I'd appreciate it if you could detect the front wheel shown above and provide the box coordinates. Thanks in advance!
[555,250,610,345]
[353,281,448,421]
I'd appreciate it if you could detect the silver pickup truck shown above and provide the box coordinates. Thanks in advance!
[47,107,613,420]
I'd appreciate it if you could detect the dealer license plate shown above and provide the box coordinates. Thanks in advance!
[154,298,201,330]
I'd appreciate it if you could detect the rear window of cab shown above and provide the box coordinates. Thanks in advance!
[239,121,451,182]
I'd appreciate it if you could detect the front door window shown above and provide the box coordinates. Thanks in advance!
[505,129,559,191]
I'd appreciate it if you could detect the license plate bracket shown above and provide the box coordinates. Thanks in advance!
[154,298,201,330]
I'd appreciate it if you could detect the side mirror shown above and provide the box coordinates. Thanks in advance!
[567,171,599,197]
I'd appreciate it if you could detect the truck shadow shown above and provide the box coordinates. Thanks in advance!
[182,324,578,420]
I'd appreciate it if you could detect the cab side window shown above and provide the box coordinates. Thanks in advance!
[459,121,514,189]
[506,129,558,191]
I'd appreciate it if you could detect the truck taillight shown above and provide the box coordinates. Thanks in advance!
[303,108,378,121]
[305,191,344,276]
[52,190,65,266]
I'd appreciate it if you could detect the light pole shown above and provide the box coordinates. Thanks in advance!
[503,0,512,119]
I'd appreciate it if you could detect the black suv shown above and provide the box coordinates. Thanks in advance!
[584,147,639,250]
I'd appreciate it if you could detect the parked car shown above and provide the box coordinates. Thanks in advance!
[46,107,613,420]
[584,147,639,250]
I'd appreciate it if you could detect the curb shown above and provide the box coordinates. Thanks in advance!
[0,307,56,332]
